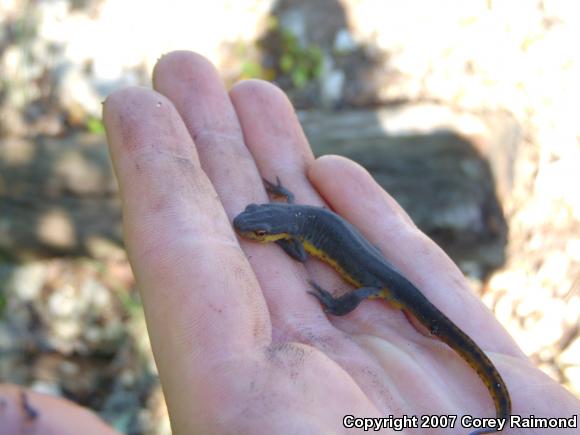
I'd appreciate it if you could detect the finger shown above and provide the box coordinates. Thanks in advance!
[0,384,118,435]
[153,51,259,211]
[230,80,350,326]
[103,87,271,422]
[309,155,524,357]
[153,52,314,335]
[229,80,316,199]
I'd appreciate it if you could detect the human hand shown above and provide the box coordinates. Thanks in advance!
[102,51,580,434]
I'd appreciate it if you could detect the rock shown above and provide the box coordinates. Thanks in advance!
[1,105,519,277]
[1,262,47,300]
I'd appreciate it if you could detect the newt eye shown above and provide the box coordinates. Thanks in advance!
[254,230,267,238]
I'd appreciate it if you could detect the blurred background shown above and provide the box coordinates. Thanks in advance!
[1,0,579,433]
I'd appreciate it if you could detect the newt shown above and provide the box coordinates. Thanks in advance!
[233,178,511,435]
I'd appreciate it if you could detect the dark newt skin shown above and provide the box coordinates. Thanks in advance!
[233,179,511,435]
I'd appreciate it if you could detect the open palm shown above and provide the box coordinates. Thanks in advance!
[103,51,579,435]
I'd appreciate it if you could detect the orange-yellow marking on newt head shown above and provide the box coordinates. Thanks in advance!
[237,231,290,243]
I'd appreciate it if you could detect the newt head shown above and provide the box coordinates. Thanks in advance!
[233,203,299,242]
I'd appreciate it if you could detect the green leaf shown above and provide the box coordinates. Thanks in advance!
[280,53,294,73]
[0,293,6,317]
[292,69,308,88]
[241,60,264,78]
[86,117,105,134]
